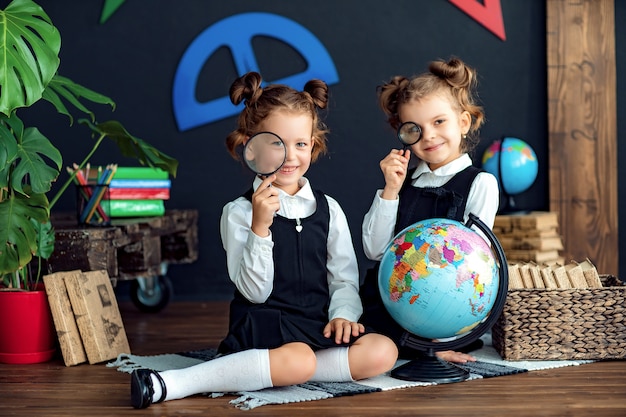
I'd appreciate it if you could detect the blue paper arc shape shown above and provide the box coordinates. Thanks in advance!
[172,12,340,131]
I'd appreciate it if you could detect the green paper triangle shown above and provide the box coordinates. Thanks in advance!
[100,0,126,24]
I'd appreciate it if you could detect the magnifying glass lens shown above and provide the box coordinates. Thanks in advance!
[397,122,422,146]
[243,132,287,176]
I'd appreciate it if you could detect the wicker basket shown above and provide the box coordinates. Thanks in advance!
[492,275,626,360]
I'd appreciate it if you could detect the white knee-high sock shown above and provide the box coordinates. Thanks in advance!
[310,347,353,382]
[150,349,273,402]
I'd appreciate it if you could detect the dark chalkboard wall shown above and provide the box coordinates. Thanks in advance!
[18,1,584,300]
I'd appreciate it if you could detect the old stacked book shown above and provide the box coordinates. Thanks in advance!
[493,211,564,264]
[43,270,130,366]
[43,271,88,366]
[94,166,169,217]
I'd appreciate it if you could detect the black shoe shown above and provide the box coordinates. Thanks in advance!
[130,369,167,409]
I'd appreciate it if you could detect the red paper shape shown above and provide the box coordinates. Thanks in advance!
[449,0,506,41]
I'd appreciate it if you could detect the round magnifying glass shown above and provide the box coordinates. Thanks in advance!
[243,132,287,177]
[397,122,422,147]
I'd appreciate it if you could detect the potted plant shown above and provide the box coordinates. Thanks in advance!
[0,0,178,363]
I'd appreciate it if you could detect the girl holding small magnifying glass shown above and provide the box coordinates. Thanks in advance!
[360,57,500,364]
[129,72,397,409]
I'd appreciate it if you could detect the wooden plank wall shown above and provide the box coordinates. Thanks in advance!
[546,0,618,275]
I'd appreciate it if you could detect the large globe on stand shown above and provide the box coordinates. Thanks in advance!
[481,137,538,211]
[378,215,508,383]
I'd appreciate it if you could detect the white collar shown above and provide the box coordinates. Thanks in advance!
[252,176,315,201]
[411,154,472,178]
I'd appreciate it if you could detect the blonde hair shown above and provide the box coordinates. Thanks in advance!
[377,57,484,152]
[225,72,329,162]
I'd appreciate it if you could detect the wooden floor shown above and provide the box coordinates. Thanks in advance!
[1,301,625,417]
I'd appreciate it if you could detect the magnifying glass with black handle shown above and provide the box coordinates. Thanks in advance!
[397,121,422,149]
[243,132,287,177]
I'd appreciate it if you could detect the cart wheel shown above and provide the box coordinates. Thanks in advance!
[130,275,173,313]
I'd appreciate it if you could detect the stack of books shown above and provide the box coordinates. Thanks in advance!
[493,211,564,264]
[91,166,170,218]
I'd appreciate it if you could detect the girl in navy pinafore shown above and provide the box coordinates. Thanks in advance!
[360,58,499,363]
[129,71,398,409]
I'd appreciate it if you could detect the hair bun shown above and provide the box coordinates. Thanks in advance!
[430,57,475,90]
[303,79,329,110]
[229,72,263,106]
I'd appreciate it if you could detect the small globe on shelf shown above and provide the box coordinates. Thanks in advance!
[378,215,508,383]
[481,137,538,212]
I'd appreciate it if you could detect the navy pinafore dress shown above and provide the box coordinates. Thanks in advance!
[218,188,353,354]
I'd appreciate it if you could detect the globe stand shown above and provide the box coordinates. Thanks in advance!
[391,347,469,383]
[500,192,529,215]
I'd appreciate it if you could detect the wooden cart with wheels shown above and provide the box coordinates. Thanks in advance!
[46,209,198,313]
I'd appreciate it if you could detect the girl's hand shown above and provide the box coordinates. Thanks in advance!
[380,149,411,200]
[323,318,365,344]
[435,350,477,363]
[250,175,280,237]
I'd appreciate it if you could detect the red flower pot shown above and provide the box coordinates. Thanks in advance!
[0,287,57,364]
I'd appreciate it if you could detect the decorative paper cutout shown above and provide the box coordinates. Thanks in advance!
[449,0,506,41]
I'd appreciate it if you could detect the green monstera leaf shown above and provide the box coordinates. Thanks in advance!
[43,75,116,125]
[0,187,49,275]
[0,114,62,195]
[12,125,62,195]
[0,117,20,188]
[0,0,61,116]
[80,119,179,177]
[33,219,55,259]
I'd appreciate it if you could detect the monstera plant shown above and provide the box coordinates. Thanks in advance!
[0,0,178,289]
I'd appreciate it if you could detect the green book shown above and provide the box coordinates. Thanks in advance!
[102,199,165,217]
[89,167,169,181]
[113,167,169,180]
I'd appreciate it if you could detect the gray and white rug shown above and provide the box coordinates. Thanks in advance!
[107,334,593,410]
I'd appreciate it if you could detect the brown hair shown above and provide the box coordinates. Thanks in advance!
[377,57,484,152]
[225,72,330,162]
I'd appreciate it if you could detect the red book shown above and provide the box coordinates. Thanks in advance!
[107,188,170,200]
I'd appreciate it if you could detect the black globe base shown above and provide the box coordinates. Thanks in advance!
[391,353,469,384]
